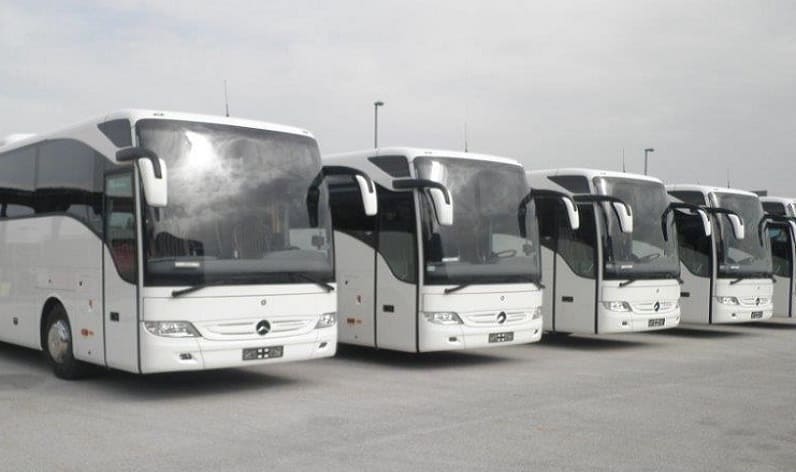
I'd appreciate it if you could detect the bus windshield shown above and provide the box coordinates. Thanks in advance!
[713,192,772,278]
[136,119,333,286]
[415,156,540,285]
[594,177,680,279]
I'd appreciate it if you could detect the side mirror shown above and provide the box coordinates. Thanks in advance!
[697,209,712,237]
[789,220,796,240]
[727,213,745,240]
[612,201,633,233]
[429,187,454,226]
[561,196,580,230]
[354,175,378,216]
[116,147,168,207]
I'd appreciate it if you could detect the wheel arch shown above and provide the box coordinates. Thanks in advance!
[40,296,67,350]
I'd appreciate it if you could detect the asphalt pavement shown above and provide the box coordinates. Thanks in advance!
[1,319,795,472]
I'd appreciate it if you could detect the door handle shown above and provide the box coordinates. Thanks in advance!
[561,296,574,303]
[383,305,395,313]
[110,312,120,322]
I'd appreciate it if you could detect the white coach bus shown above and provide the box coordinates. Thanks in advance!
[324,147,578,352]
[760,196,796,317]
[528,169,704,335]
[0,110,376,378]
[667,185,774,324]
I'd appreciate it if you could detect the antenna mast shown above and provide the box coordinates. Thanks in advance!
[464,121,469,152]
[224,80,230,117]
[622,148,626,172]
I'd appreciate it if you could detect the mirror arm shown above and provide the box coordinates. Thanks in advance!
[573,194,629,228]
[116,147,163,179]
[392,178,452,204]
[322,165,375,193]
[663,202,707,241]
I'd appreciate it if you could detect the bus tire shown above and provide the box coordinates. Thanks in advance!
[43,305,89,380]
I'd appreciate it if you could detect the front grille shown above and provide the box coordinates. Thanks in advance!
[465,311,528,326]
[630,301,677,314]
[738,296,770,307]
[197,316,317,340]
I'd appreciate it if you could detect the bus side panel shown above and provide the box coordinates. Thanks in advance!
[553,252,596,334]
[0,218,44,348]
[334,231,376,346]
[375,253,416,352]
[678,261,710,324]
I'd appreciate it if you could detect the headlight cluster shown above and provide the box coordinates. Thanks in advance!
[316,312,337,329]
[716,296,739,305]
[531,307,542,320]
[602,301,632,312]
[424,312,463,325]
[144,321,201,338]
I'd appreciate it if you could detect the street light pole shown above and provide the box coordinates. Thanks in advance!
[373,101,384,148]
[644,148,655,175]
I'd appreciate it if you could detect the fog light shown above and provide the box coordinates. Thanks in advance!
[179,353,193,360]
[319,341,328,348]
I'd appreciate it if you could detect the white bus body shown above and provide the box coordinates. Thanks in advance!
[0,110,371,378]
[325,147,547,352]
[668,185,774,324]
[760,196,796,318]
[529,169,686,334]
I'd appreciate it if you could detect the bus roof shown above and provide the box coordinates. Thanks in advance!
[666,184,760,199]
[0,109,315,154]
[325,147,523,168]
[527,168,665,185]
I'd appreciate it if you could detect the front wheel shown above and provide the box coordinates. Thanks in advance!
[44,306,89,380]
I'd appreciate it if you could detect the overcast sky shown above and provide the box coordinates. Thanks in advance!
[2,0,795,194]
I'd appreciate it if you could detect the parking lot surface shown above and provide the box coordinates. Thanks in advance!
[1,320,795,472]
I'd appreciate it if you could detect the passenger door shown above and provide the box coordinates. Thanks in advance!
[374,188,418,351]
[674,211,712,323]
[769,224,793,317]
[553,205,598,333]
[103,170,140,372]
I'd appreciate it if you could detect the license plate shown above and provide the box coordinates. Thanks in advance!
[648,318,665,327]
[489,332,514,343]
[751,311,763,319]
[242,346,284,361]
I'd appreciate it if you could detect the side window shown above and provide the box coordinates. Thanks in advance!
[377,186,417,283]
[105,173,137,283]
[769,225,792,278]
[558,205,596,278]
[36,139,105,233]
[548,175,590,194]
[0,145,36,217]
[328,175,377,248]
[674,211,711,277]
[669,191,706,206]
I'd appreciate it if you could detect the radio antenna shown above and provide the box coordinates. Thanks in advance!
[622,148,626,172]
[224,80,230,117]
[464,121,469,152]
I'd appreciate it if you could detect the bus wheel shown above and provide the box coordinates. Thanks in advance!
[44,306,88,380]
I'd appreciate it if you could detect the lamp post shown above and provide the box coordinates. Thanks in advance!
[373,101,384,148]
[644,148,655,175]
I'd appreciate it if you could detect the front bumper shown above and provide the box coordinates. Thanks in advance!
[712,304,773,324]
[597,306,681,334]
[418,317,542,352]
[139,324,337,374]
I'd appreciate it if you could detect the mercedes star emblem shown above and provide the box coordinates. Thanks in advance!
[256,320,271,336]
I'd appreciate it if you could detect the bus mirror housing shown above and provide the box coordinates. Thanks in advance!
[612,202,633,233]
[392,179,454,226]
[116,147,168,207]
[727,213,745,240]
[354,175,378,216]
[663,203,712,240]
[562,197,580,230]
[698,209,712,237]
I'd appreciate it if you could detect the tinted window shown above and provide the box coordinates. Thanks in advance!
[98,119,132,147]
[558,205,597,278]
[0,145,36,217]
[674,211,711,277]
[328,175,377,247]
[769,224,792,278]
[105,172,137,283]
[762,201,786,216]
[536,197,559,252]
[36,139,105,232]
[368,155,410,177]
[668,191,706,206]
[378,186,417,283]
[548,175,590,194]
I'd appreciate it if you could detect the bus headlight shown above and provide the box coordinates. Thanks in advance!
[716,296,739,305]
[424,312,463,325]
[316,312,337,328]
[144,321,201,338]
[602,301,631,312]
[531,307,542,320]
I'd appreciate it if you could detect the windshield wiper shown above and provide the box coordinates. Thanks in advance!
[618,278,639,287]
[444,283,471,294]
[291,273,335,292]
[171,280,229,298]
